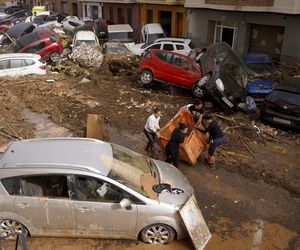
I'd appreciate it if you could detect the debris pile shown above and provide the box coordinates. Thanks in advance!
[71,43,104,68]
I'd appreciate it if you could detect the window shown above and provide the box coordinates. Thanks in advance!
[143,51,151,59]
[127,8,132,26]
[214,21,237,48]
[146,43,161,52]
[172,54,188,68]
[20,175,69,198]
[163,43,174,51]
[109,7,114,23]
[75,176,125,203]
[69,21,80,27]
[25,41,46,53]
[0,60,10,70]
[49,35,57,43]
[1,177,20,195]
[154,51,173,64]
[23,59,35,66]
[147,9,153,23]
[10,59,22,69]
[176,44,185,50]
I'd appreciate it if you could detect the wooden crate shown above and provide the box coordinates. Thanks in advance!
[158,109,208,166]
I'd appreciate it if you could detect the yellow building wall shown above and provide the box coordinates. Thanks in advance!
[140,4,187,38]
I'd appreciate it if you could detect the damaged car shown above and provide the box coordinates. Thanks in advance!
[13,27,64,62]
[0,138,210,248]
[244,53,275,103]
[139,49,202,96]
[261,77,300,129]
[197,42,249,109]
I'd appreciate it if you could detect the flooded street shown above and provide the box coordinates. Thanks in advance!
[1,109,299,250]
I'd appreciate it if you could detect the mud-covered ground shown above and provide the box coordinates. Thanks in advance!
[0,63,299,250]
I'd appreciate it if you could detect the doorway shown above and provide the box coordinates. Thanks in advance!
[91,5,99,19]
[214,22,237,48]
[159,11,172,36]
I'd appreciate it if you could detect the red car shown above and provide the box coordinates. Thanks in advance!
[14,27,64,62]
[139,49,203,97]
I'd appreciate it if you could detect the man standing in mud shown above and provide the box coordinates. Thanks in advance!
[165,123,188,168]
[144,108,161,157]
[198,114,224,168]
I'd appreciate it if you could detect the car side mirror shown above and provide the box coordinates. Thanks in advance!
[119,198,132,210]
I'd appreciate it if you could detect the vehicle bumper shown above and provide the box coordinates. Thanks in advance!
[261,106,300,129]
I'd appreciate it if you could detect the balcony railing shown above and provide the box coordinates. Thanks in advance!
[205,0,274,6]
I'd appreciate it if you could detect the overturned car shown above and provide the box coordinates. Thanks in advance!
[196,42,249,109]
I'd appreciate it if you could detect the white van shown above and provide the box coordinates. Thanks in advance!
[141,23,166,44]
[107,24,134,49]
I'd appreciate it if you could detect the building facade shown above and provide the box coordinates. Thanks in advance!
[138,0,187,38]
[185,0,300,64]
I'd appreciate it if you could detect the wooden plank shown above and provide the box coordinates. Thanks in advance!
[86,114,106,140]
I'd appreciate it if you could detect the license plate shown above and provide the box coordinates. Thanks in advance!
[273,117,291,125]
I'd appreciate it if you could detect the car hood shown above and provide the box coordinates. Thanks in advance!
[153,159,194,206]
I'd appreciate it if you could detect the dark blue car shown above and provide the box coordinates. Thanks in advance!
[244,53,275,103]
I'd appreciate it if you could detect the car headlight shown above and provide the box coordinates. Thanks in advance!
[216,78,224,92]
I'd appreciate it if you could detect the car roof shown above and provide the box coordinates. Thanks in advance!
[108,24,133,33]
[6,22,34,38]
[244,53,273,64]
[0,53,41,60]
[74,30,96,40]
[275,77,300,93]
[155,37,191,44]
[0,138,112,176]
[143,23,164,34]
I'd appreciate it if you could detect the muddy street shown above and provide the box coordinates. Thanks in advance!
[0,69,299,250]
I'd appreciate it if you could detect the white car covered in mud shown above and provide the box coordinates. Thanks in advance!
[0,138,210,248]
[0,53,46,77]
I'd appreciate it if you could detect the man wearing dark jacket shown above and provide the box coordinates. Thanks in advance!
[198,114,224,167]
[165,123,188,168]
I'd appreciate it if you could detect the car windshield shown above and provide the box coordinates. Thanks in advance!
[201,43,252,88]
[268,90,300,106]
[247,63,275,74]
[108,31,133,42]
[101,144,160,199]
[105,43,128,54]
[148,33,165,43]
[75,40,95,47]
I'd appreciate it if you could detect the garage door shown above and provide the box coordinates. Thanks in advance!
[249,24,284,60]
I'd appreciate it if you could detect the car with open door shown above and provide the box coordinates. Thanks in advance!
[0,138,210,248]
[138,49,203,97]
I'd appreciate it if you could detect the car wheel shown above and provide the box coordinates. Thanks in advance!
[50,52,60,62]
[192,74,211,98]
[140,70,153,85]
[141,224,175,244]
[0,219,29,239]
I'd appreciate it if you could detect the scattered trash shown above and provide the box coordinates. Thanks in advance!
[79,77,91,84]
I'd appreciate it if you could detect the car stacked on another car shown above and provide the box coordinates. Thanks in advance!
[261,77,300,129]
[13,27,64,62]
[0,138,210,247]
[131,37,195,57]
[0,53,46,76]
[139,49,203,97]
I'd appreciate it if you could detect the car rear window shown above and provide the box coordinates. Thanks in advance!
[268,90,300,106]
[188,41,195,49]
[1,177,20,195]
[176,44,185,50]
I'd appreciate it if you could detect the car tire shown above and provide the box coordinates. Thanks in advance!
[0,219,29,239]
[140,70,153,85]
[50,52,60,62]
[140,224,175,244]
[192,74,211,98]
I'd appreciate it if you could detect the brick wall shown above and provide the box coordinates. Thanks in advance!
[205,0,274,6]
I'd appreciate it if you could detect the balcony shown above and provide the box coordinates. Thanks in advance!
[185,0,300,14]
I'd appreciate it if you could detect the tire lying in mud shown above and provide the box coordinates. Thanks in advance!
[140,224,175,244]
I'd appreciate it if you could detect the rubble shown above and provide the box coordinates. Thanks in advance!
[70,43,104,68]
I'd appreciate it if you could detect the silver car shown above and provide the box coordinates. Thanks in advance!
[0,138,202,244]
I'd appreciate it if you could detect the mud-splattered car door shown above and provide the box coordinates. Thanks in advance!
[73,175,138,239]
[15,174,76,236]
